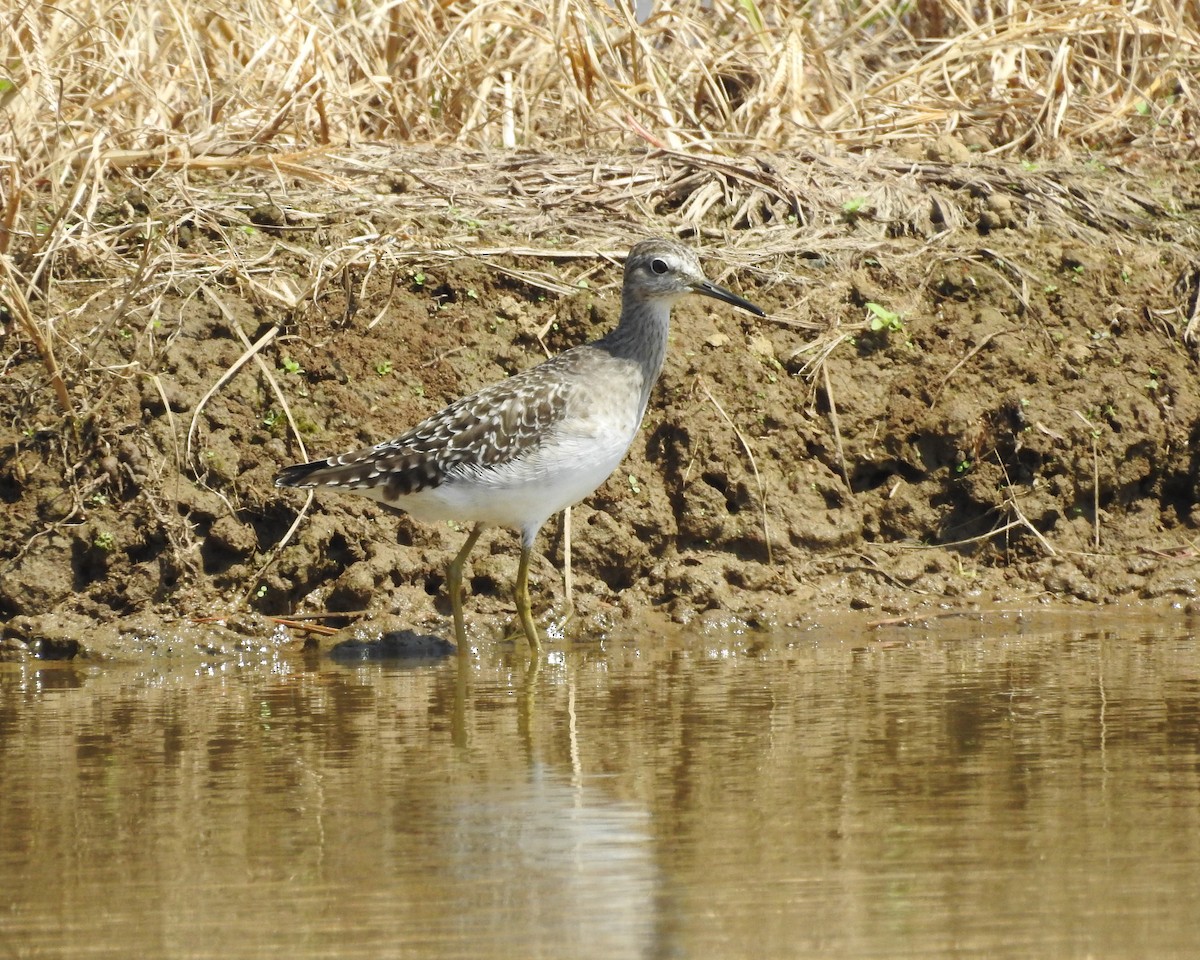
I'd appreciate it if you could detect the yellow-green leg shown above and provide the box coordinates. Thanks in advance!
[447,523,484,649]
[515,542,542,652]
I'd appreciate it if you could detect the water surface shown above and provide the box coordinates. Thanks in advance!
[2,610,1199,959]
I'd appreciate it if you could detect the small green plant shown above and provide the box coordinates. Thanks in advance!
[376,360,393,376]
[86,493,109,507]
[280,357,303,374]
[255,584,268,600]
[448,207,483,231]
[1145,369,1160,392]
[410,271,426,288]
[955,460,972,474]
[263,409,281,428]
[628,474,641,495]
[842,197,873,226]
[465,288,478,300]
[866,302,904,334]
[93,531,115,552]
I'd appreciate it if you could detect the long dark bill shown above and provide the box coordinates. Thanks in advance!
[694,279,765,317]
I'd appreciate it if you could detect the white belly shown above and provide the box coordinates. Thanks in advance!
[355,423,636,537]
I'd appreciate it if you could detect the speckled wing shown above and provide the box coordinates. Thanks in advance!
[274,349,591,502]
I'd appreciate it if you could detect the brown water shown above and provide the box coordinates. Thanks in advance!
[2,610,1199,959]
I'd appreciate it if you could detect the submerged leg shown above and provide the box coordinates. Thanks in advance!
[555,507,575,635]
[551,597,576,638]
[447,523,484,648]
[515,532,542,652]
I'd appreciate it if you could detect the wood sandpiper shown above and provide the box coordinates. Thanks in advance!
[275,238,764,651]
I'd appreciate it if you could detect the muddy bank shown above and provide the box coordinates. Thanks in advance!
[2,150,1198,657]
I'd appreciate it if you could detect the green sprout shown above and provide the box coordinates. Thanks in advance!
[866,302,904,334]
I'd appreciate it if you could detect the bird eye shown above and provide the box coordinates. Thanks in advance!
[650,258,668,275]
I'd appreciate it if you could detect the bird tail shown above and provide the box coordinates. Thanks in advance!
[274,446,441,499]
[275,457,355,489]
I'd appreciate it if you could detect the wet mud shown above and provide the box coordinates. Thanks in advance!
[2,152,1198,656]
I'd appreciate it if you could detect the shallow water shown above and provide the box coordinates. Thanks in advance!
[2,610,1199,959]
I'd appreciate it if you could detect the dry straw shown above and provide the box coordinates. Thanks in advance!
[2,0,1196,168]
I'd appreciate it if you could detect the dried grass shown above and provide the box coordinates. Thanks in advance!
[4,0,1196,306]
[3,0,1197,170]
[3,0,1195,320]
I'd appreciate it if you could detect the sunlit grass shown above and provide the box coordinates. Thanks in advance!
[3,0,1195,174]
